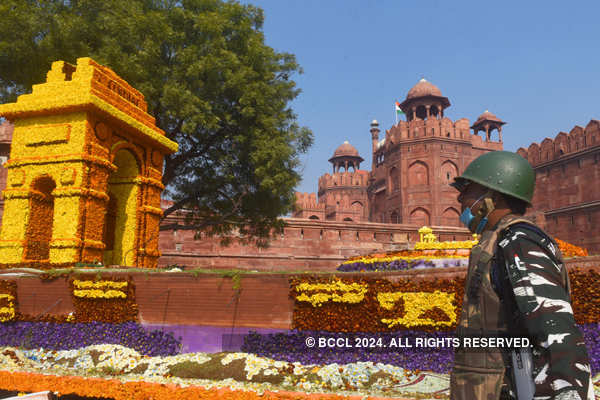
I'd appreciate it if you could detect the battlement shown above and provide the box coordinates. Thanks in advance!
[517,120,600,166]
[294,192,325,210]
[318,170,370,190]
[381,117,501,153]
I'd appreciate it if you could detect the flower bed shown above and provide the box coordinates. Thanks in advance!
[0,344,447,399]
[0,321,180,357]
[243,325,600,375]
[290,276,464,332]
[336,236,590,272]
[290,269,600,332]
[243,330,454,373]
[0,259,598,399]
[338,257,468,272]
[556,237,589,257]
[337,250,469,272]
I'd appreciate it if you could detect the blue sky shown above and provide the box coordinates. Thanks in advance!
[240,0,600,195]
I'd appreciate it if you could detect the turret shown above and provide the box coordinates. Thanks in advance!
[471,110,506,142]
[329,141,364,173]
[398,78,450,121]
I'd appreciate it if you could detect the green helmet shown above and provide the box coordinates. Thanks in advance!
[450,151,535,205]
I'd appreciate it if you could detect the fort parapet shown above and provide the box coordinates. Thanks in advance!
[519,120,600,252]
[517,120,600,165]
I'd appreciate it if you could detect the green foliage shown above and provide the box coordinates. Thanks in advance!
[0,0,313,246]
[219,270,242,291]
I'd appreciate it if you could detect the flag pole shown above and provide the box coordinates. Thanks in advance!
[395,102,398,126]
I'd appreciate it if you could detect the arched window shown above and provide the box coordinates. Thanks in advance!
[441,160,459,184]
[409,207,430,226]
[408,161,429,185]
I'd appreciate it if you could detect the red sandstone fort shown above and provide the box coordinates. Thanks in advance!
[0,78,598,269]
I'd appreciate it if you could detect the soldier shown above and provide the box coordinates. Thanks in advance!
[449,151,593,400]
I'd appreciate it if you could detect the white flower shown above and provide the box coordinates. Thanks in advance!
[221,352,247,365]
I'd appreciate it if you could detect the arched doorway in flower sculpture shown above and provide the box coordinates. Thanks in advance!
[103,149,140,266]
[24,176,57,261]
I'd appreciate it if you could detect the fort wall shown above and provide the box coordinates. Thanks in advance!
[519,120,600,252]
[157,213,473,270]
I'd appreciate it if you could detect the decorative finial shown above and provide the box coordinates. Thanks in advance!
[344,140,349,144]
[484,109,489,113]
[420,77,427,82]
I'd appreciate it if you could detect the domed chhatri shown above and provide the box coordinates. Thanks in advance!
[471,109,506,142]
[399,78,451,120]
[328,141,364,173]
[332,140,360,158]
[474,110,503,123]
[406,78,443,100]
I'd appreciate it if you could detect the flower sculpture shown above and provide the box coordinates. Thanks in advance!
[0,57,178,269]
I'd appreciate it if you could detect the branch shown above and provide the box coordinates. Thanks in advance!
[161,196,193,219]
[160,187,249,230]
[159,218,239,231]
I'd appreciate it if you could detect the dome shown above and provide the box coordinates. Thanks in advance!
[471,110,506,129]
[406,78,443,100]
[332,141,360,158]
[476,110,502,122]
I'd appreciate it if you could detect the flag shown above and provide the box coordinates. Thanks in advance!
[395,101,404,114]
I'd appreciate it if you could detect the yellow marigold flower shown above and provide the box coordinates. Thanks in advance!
[73,289,127,299]
[73,280,128,289]
[377,290,456,328]
[295,279,368,307]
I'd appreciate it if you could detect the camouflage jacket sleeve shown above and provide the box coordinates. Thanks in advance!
[498,226,593,400]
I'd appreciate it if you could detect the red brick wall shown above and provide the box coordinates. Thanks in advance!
[158,216,473,270]
[519,120,600,253]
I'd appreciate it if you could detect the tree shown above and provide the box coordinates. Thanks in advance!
[0,0,313,246]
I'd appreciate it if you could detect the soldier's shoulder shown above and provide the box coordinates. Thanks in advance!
[500,221,562,263]
[502,220,552,244]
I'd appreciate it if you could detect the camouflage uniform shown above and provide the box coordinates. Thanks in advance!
[493,218,593,399]
[451,214,593,400]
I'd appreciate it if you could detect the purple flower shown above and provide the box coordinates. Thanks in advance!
[0,321,181,357]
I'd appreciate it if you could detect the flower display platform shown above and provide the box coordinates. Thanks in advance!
[0,251,600,399]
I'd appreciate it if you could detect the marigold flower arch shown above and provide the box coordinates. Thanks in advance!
[0,57,178,268]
